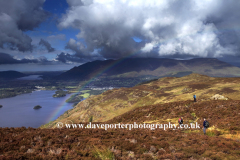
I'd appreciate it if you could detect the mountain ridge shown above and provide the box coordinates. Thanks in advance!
[0,70,26,80]
[55,58,240,80]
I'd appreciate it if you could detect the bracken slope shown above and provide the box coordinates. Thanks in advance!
[1,100,240,159]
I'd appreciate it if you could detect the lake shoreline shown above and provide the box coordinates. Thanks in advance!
[0,90,76,128]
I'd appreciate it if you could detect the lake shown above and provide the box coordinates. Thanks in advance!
[17,75,43,80]
[0,90,75,128]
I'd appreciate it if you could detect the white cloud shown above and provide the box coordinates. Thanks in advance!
[59,0,240,59]
[141,42,155,53]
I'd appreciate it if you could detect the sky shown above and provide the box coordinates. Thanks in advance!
[0,0,240,71]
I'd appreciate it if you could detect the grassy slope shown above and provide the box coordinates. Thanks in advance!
[109,64,240,78]
[42,73,240,128]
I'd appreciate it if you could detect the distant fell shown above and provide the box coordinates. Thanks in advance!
[0,71,26,80]
[55,58,240,80]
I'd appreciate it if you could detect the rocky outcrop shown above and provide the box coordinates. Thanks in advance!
[210,94,228,100]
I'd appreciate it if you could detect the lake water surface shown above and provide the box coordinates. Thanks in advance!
[0,90,75,128]
[17,75,43,80]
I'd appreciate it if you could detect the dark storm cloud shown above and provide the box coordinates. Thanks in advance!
[0,52,49,65]
[65,39,85,56]
[56,52,104,64]
[39,39,55,52]
[0,0,49,52]
[204,0,240,54]
[99,37,145,59]
[65,39,104,60]
[56,52,83,63]
[66,0,83,6]
[66,0,93,6]
[59,0,240,60]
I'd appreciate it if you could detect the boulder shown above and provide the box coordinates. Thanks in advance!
[0,105,2,108]
[210,94,228,100]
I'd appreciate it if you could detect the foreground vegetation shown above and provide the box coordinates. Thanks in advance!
[1,100,240,159]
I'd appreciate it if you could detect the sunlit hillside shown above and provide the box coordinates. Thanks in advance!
[42,73,240,128]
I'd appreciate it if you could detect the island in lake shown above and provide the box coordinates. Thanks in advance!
[33,105,42,109]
